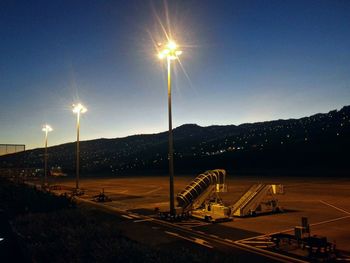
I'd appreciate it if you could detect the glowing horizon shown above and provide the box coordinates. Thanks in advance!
[1,1,350,150]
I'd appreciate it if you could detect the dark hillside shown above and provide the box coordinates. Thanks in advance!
[1,106,349,176]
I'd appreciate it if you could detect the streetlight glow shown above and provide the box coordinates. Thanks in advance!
[167,41,177,50]
[72,103,87,114]
[42,124,53,133]
[158,40,182,61]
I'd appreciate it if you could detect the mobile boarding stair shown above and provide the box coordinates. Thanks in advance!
[176,169,232,222]
[231,183,284,217]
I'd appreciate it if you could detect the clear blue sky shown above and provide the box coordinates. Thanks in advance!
[1,0,349,149]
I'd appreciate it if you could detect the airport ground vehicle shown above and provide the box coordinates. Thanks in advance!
[173,169,284,222]
[231,183,284,217]
[271,217,337,261]
[176,169,231,222]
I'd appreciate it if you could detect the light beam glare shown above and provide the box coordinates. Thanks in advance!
[149,0,199,96]
[177,58,196,94]
[163,0,172,39]
[151,4,170,43]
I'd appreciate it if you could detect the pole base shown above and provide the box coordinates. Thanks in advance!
[72,188,84,196]
[157,208,189,222]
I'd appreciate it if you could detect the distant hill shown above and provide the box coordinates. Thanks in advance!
[1,106,350,176]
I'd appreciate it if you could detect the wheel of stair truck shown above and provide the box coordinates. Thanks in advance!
[204,215,213,222]
[249,210,256,217]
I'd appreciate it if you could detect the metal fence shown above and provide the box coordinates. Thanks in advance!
[0,144,25,156]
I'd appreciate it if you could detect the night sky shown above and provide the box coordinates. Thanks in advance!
[1,0,349,149]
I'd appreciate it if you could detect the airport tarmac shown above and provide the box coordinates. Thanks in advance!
[47,174,350,252]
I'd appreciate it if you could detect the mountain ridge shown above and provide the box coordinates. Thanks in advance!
[1,105,349,175]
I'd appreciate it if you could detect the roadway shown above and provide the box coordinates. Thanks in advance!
[75,197,307,263]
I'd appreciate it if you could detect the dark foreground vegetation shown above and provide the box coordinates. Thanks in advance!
[0,178,233,263]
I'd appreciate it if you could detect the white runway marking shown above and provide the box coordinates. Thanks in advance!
[143,187,162,195]
[173,220,210,228]
[320,200,350,215]
[165,231,180,237]
[236,234,278,243]
[193,238,213,248]
[121,215,133,219]
[128,213,141,219]
[309,215,350,227]
[164,231,213,248]
[176,222,209,226]
[242,241,275,245]
[336,257,350,261]
[133,219,153,223]
[0,238,4,242]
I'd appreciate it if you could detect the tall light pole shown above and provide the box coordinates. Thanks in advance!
[72,103,87,190]
[42,124,53,188]
[158,40,182,215]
